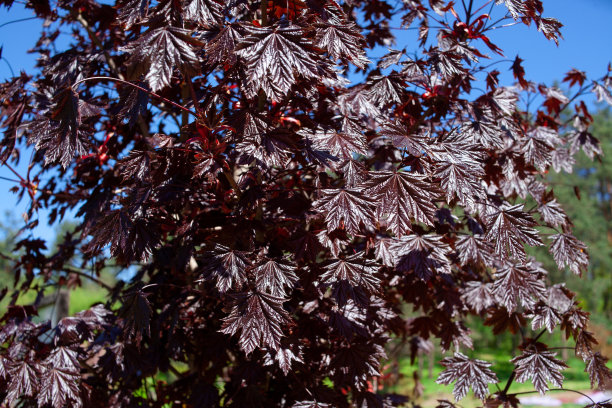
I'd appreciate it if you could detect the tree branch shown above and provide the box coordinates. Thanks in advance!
[72,76,197,117]
[64,267,113,291]
[75,13,122,80]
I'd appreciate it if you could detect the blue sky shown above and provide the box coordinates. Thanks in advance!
[0,0,611,243]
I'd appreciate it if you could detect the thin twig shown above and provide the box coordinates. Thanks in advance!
[72,76,197,117]
[64,267,113,291]
[466,0,474,25]
[532,329,547,343]
[260,0,268,26]
[502,370,516,395]
[185,74,201,113]
[223,170,242,198]
[0,16,37,30]
[0,175,21,183]
[461,0,468,17]
[484,15,512,31]
[75,13,121,79]
[1,57,15,77]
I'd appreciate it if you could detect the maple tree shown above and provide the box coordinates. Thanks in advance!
[0,0,611,407]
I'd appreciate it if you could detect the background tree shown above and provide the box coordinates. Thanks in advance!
[0,212,20,282]
[0,0,611,407]
[545,107,612,318]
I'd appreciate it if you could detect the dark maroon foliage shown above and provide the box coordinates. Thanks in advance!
[0,0,611,406]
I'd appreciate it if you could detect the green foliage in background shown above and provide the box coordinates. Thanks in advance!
[531,107,612,319]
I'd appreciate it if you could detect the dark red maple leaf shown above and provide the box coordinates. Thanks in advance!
[201,244,251,293]
[492,261,547,311]
[26,88,94,169]
[37,367,81,408]
[511,55,529,89]
[511,346,568,394]
[235,23,322,101]
[220,290,292,355]
[315,22,370,69]
[584,352,612,389]
[365,170,439,237]
[5,360,41,406]
[437,352,499,400]
[549,233,589,276]
[563,68,587,87]
[313,188,375,235]
[254,258,298,297]
[485,204,543,262]
[121,27,202,92]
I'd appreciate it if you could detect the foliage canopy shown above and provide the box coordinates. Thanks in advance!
[0,0,611,407]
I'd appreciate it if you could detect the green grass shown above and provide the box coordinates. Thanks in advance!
[68,286,108,314]
[0,280,108,318]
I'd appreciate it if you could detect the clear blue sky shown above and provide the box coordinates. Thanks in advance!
[0,0,611,243]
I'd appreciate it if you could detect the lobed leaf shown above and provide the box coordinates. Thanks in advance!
[365,170,439,237]
[220,291,292,355]
[511,346,567,394]
[436,352,499,401]
[122,27,201,92]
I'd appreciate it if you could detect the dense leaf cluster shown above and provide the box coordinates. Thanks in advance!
[0,0,611,406]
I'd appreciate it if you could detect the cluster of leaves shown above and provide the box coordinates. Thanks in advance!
[0,0,611,407]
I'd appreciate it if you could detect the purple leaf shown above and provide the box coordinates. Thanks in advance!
[315,23,370,69]
[549,233,589,276]
[5,360,41,406]
[37,367,81,408]
[236,24,320,101]
[255,258,298,297]
[585,352,612,389]
[485,204,543,261]
[122,26,201,91]
[511,346,567,394]
[365,170,439,237]
[492,261,546,311]
[313,188,375,235]
[201,244,251,293]
[220,290,291,355]
[436,352,499,400]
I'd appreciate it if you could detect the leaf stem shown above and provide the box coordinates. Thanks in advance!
[260,0,268,26]
[532,329,547,343]
[185,75,201,114]
[2,161,26,183]
[502,370,516,395]
[472,0,493,16]
[466,0,474,25]
[223,170,242,198]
